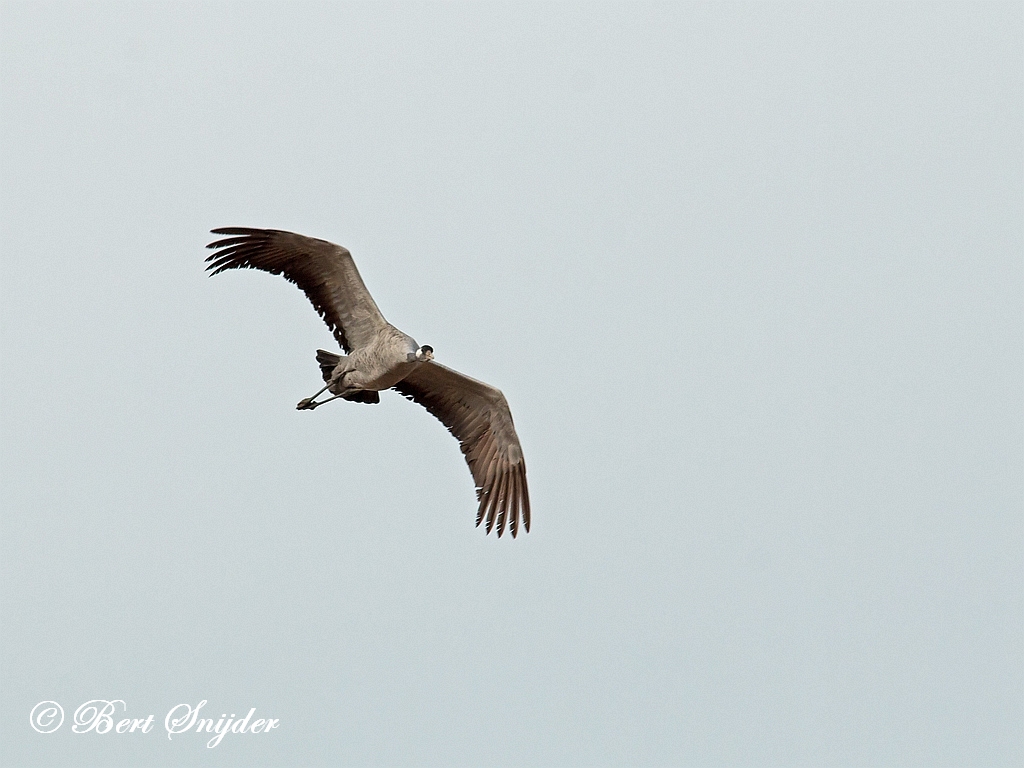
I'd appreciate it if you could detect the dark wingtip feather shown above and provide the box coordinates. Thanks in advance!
[521,466,530,533]
[496,476,507,537]
[510,483,520,537]
[483,473,500,535]
[206,236,255,251]
[493,470,511,537]
[475,494,486,527]
[508,472,519,539]
[210,226,261,236]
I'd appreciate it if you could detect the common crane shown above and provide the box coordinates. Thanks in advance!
[205,227,529,537]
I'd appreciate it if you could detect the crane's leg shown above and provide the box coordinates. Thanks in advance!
[296,383,332,410]
[299,393,346,410]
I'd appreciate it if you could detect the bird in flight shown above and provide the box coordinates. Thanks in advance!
[205,227,530,537]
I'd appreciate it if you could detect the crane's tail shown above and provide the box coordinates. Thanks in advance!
[315,349,342,382]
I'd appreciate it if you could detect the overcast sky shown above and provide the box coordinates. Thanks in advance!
[1,3,1021,766]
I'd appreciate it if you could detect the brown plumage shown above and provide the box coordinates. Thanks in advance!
[393,362,530,537]
[205,227,386,353]
[205,227,530,537]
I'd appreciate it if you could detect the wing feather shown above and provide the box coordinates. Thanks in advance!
[393,361,530,537]
[509,470,521,539]
[512,468,524,537]
[205,227,387,353]
[488,468,508,536]
[519,465,531,533]
[474,438,500,507]
[497,468,512,537]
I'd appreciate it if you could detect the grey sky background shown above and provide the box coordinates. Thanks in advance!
[1,3,1021,766]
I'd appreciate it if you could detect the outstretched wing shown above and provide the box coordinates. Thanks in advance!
[394,362,530,538]
[205,227,388,353]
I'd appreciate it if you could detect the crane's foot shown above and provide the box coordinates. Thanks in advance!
[296,397,319,410]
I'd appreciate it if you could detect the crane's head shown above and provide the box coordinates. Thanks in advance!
[411,345,434,362]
